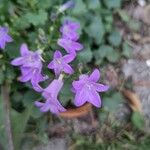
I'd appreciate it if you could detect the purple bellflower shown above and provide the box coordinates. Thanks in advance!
[72,69,109,107]
[35,76,66,114]
[48,50,75,76]
[11,43,47,92]
[0,26,12,49]
[58,0,75,13]
[60,20,80,41]
[57,38,83,54]
[57,21,83,54]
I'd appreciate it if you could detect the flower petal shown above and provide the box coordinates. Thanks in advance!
[54,50,62,58]
[20,43,29,56]
[88,89,101,107]
[19,70,33,82]
[35,101,44,107]
[74,89,87,106]
[42,79,63,99]
[89,69,100,82]
[63,64,74,74]
[48,60,55,69]
[93,83,109,92]
[11,57,23,66]
[63,54,75,63]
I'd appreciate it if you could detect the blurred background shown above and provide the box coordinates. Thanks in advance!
[0,0,150,149]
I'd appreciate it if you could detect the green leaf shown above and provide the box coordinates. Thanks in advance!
[37,0,53,9]
[25,10,47,26]
[108,29,122,47]
[107,50,120,62]
[59,81,73,106]
[131,112,145,130]
[71,0,86,15]
[103,92,123,112]
[31,106,42,119]
[103,0,122,9]
[86,16,105,45]
[22,90,40,107]
[94,45,120,63]
[13,16,30,30]
[122,41,132,58]
[11,105,33,149]
[78,46,93,64]
[87,0,101,10]
[117,10,130,22]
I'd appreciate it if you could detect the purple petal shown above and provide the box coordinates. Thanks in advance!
[89,69,100,82]
[19,70,33,82]
[63,54,75,63]
[5,35,13,42]
[54,50,62,58]
[93,83,109,92]
[48,60,55,69]
[35,101,44,107]
[74,89,87,106]
[87,89,101,107]
[11,57,23,66]
[72,80,84,91]
[42,79,63,99]
[20,43,29,56]
[63,64,74,74]
[49,99,66,114]
[54,68,61,76]
[40,103,51,112]
[0,40,6,49]
[58,38,83,54]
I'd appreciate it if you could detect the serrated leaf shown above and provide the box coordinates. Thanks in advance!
[103,0,122,9]
[117,10,130,22]
[108,29,122,47]
[86,16,105,45]
[78,46,93,64]
[14,16,30,30]
[94,45,117,61]
[103,92,123,112]
[71,0,86,15]
[87,0,101,10]
[122,41,132,58]
[23,90,41,107]
[25,10,47,26]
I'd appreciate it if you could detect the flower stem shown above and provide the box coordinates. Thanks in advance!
[1,83,14,150]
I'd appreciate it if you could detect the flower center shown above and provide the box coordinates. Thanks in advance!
[56,58,62,64]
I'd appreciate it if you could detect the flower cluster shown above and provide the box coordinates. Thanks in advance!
[9,20,109,114]
[1,4,109,115]
[57,20,83,55]
[11,44,47,92]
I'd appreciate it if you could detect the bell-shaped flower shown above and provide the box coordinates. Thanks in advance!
[48,50,75,75]
[60,20,80,41]
[72,69,109,107]
[57,38,83,54]
[11,43,47,92]
[0,26,12,49]
[58,0,75,13]
[35,77,66,114]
